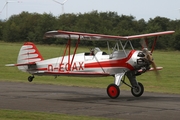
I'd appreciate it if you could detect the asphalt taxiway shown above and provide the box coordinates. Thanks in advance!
[0,81,180,120]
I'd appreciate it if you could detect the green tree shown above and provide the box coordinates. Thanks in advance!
[0,20,4,40]
[1,10,177,50]
[145,17,172,49]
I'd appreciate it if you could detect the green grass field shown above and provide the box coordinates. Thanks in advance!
[0,41,180,120]
[0,109,112,120]
[1,41,180,94]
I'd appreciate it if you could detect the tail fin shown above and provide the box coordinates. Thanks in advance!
[17,42,44,72]
[17,42,43,64]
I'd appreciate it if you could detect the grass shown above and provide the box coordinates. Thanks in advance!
[0,109,112,120]
[1,41,180,93]
[1,41,180,120]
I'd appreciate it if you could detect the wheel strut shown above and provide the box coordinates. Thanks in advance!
[121,79,133,88]
[122,78,144,97]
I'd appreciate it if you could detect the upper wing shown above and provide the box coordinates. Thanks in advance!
[44,30,124,41]
[123,31,175,40]
[44,30,175,41]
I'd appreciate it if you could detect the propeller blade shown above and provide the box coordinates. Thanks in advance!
[143,48,160,78]
[151,61,159,76]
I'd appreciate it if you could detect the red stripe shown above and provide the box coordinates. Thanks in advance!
[84,50,135,70]
[36,68,47,71]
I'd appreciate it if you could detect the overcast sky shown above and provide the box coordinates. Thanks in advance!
[0,0,180,21]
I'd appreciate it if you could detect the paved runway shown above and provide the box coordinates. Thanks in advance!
[0,81,180,120]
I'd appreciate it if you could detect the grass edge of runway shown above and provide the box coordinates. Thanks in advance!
[0,109,117,120]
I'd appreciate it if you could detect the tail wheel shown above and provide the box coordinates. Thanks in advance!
[28,76,34,82]
[131,82,144,97]
[107,84,120,99]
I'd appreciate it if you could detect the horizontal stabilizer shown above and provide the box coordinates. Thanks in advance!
[5,62,36,67]
[5,64,15,67]
[138,67,163,72]
[148,67,163,71]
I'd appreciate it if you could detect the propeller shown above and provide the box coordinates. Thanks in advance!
[140,39,159,77]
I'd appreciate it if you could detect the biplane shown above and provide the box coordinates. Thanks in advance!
[6,30,174,99]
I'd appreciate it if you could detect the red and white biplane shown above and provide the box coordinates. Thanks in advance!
[6,30,174,99]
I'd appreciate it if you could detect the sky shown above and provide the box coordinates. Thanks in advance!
[0,0,180,21]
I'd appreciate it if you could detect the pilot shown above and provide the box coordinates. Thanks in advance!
[90,48,94,55]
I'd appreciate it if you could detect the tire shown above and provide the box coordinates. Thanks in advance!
[28,76,33,82]
[131,82,144,97]
[107,84,120,99]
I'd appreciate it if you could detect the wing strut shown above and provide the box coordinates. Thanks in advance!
[60,37,71,71]
[60,36,81,71]
[151,36,158,53]
[70,35,81,68]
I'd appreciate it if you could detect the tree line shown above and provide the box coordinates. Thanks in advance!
[0,11,180,50]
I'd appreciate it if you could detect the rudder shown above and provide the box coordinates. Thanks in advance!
[17,42,44,72]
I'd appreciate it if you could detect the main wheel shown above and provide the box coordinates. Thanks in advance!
[131,82,144,97]
[107,84,120,99]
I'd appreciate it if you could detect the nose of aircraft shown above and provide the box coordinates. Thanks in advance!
[133,51,151,72]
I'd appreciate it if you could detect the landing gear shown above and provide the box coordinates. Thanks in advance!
[106,76,144,99]
[28,76,34,82]
[107,84,120,99]
[131,82,144,97]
